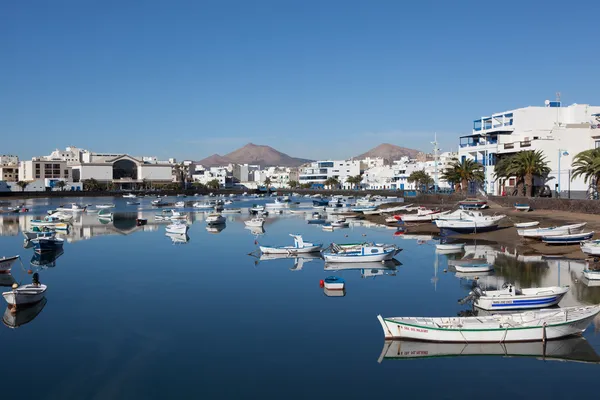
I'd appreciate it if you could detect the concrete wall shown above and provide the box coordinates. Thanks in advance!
[139,165,172,181]
[490,195,600,214]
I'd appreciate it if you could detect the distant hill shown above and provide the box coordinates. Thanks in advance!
[196,143,312,167]
[354,143,422,163]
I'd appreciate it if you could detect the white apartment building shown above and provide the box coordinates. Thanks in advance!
[0,155,19,165]
[19,159,71,181]
[458,100,600,197]
[299,160,362,189]
[192,166,232,188]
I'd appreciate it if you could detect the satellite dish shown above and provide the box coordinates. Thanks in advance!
[545,100,550,106]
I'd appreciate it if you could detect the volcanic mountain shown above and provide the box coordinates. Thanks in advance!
[354,143,422,163]
[197,143,312,167]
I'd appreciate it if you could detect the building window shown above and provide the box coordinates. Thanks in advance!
[113,160,138,180]
[595,140,600,149]
[53,164,60,169]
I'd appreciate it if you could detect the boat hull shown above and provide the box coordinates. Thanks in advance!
[323,250,395,263]
[377,306,600,342]
[165,225,188,235]
[2,285,47,306]
[439,225,499,234]
[583,270,600,280]
[454,264,494,273]
[474,291,568,311]
[542,232,595,244]
[0,256,19,273]
[260,245,322,254]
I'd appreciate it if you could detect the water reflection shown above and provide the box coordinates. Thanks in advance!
[377,337,600,364]
[2,298,47,329]
[325,260,400,279]
[256,253,322,271]
[165,233,190,244]
[0,274,17,287]
[30,248,64,268]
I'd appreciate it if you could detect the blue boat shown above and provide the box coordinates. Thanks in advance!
[30,248,64,268]
[542,231,595,244]
[31,237,65,253]
[313,199,329,207]
[323,276,345,290]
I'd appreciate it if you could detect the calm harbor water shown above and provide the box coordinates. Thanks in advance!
[1,196,599,399]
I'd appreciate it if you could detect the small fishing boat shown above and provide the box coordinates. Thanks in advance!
[463,284,570,310]
[351,205,378,213]
[30,216,68,228]
[448,258,494,273]
[515,203,531,212]
[169,210,187,220]
[165,222,188,235]
[435,243,464,251]
[0,255,19,273]
[583,269,600,280]
[222,208,242,214]
[136,218,147,226]
[56,203,86,212]
[323,276,345,290]
[323,243,398,263]
[123,193,137,198]
[95,204,115,209]
[514,221,539,228]
[517,222,586,238]
[260,234,322,254]
[193,202,214,209]
[435,216,504,234]
[542,231,594,244]
[458,198,488,210]
[174,201,186,208]
[206,213,226,225]
[22,229,56,241]
[377,305,600,342]
[127,201,141,205]
[289,209,310,214]
[2,273,47,306]
[244,217,265,228]
[250,204,265,213]
[312,199,329,207]
[581,240,600,255]
[151,198,168,206]
[31,237,64,253]
[330,219,349,228]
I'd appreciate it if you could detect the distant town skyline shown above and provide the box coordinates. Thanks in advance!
[2,1,598,161]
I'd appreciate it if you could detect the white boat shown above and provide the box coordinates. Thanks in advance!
[244,218,265,228]
[265,198,289,209]
[56,203,86,212]
[362,209,382,215]
[517,222,587,238]
[2,274,47,306]
[542,231,594,244]
[583,269,600,280]
[448,258,494,273]
[435,215,505,234]
[193,202,214,209]
[514,221,539,228]
[23,229,56,241]
[377,305,600,342]
[169,210,187,220]
[165,232,189,244]
[151,198,168,206]
[123,193,137,198]
[289,209,310,214]
[260,234,322,254]
[330,219,349,228]
[206,213,226,225]
[0,255,19,273]
[165,223,188,235]
[323,276,345,290]
[514,203,531,212]
[174,201,186,208]
[581,240,600,255]
[30,216,69,229]
[435,243,464,251]
[46,211,73,222]
[323,243,398,263]
[222,208,242,214]
[250,204,265,212]
[469,284,570,311]
[397,208,441,222]
[95,204,115,209]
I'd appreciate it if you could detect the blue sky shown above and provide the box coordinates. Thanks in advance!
[2,0,598,161]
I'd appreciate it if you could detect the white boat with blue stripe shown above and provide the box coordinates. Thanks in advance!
[323,243,399,263]
[448,258,494,273]
[470,284,569,311]
[259,234,322,255]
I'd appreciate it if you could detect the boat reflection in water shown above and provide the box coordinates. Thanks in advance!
[324,287,345,297]
[165,232,190,244]
[257,253,322,271]
[245,226,265,236]
[30,248,64,268]
[325,260,400,278]
[377,337,600,364]
[2,297,47,329]
[206,224,226,234]
[0,274,17,288]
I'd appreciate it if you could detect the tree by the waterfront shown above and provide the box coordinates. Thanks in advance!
[16,181,29,192]
[571,148,600,199]
[441,159,483,193]
[495,150,550,197]
[407,169,433,191]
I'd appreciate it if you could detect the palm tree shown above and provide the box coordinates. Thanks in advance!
[324,177,339,190]
[206,179,220,190]
[407,170,433,191]
[56,181,67,191]
[442,159,484,194]
[346,175,362,189]
[192,181,206,190]
[571,148,600,199]
[83,178,101,191]
[263,177,272,188]
[16,181,29,192]
[508,150,550,197]
[300,183,312,189]
[440,164,462,192]
[288,180,299,189]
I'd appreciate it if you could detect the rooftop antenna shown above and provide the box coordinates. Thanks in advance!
[431,133,440,193]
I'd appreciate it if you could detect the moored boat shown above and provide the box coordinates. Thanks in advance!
[448,258,493,273]
[542,231,594,244]
[31,237,64,253]
[458,198,487,210]
[435,215,504,234]
[244,217,265,228]
[377,305,600,342]
[435,243,464,251]
[95,204,115,209]
[206,213,226,225]
[323,243,399,263]
[465,284,570,310]
[514,221,539,228]
[2,273,47,306]
[259,234,322,254]
[583,269,600,280]
[22,229,56,241]
[56,203,86,212]
[165,222,188,235]
[515,203,531,212]
[0,255,19,273]
[322,276,345,290]
[517,222,586,239]
[581,240,600,255]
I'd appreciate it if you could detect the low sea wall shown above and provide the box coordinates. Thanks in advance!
[490,196,600,214]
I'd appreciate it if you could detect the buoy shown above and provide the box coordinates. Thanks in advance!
[362,234,366,237]
[11,283,18,289]
[27,269,33,275]
[443,269,447,273]
[345,235,348,237]
[474,276,479,280]
[319,280,324,288]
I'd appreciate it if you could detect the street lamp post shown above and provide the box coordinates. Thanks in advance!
[557,149,569,197]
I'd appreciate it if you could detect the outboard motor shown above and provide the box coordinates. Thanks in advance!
[32,272,40,286]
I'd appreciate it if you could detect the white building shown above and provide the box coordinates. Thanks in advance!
[299,160,362,189]
[0,155,19,182]
[19,158,71,182]
[192,166,233,188]
[458,100,600,197]
[0,155,19,165]
[252,166,298,189]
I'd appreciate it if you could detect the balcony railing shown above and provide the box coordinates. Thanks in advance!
[520,141,531,147]
[504,143,515,149]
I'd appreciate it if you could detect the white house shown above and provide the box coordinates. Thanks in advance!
[299,160,362,189]
[458,99,600,197]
